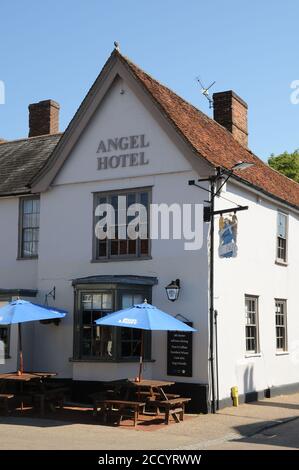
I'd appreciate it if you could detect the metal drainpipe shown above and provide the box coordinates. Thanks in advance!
[209,177,216,414]
[214,309,220,410]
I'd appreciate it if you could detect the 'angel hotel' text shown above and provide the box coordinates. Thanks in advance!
[96,134,150,170]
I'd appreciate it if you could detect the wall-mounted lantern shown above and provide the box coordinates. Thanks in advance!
[165,279,180,302]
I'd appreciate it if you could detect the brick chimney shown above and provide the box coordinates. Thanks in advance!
[28,99,60,137]
[213,91,248,147]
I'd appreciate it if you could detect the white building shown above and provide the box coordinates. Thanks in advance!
[0,48,299,412]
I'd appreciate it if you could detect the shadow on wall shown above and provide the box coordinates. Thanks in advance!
[243,364,254,395]
[234,363,259,403]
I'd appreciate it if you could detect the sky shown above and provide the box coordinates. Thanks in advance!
[0,0,299,161]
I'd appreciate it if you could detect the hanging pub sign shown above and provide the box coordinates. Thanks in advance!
[218,213,238,258]
[167,321,193,377]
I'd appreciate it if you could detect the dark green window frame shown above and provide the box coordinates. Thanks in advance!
[73,283,152,362]
[93,187,151,261]
[18,196,40,259]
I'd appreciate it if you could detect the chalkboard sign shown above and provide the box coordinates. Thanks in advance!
[167,322,193,377]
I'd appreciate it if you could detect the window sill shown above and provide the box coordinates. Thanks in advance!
[90,256,152,263]
[245,353,261,358]
[275,260,288,267]
[275,351,289,356]
[69,357,155,364]
[16,256,38,261]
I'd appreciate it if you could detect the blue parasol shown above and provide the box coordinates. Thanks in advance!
[95,300,196,380]
[0,299,67,374]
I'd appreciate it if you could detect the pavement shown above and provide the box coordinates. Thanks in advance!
[0,393,299,450]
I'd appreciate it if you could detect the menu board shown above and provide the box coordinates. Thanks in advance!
[167,322,193,377]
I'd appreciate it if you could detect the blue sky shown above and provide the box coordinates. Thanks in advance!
[0,0,298,160]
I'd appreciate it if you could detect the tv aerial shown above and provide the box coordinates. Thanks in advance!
[196,76,216,108]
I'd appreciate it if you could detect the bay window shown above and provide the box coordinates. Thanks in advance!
[73,277,156,361]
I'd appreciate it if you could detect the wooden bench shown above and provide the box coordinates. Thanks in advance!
[136,391,180,400]
[90,390,120,415]
[98,400,146,427]
[32,387,69,416]
[150,398,191,425]
[0,394,14,415]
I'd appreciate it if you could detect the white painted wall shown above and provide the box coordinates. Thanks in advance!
[214,182,299,400]
[31,76,210,383]
[0,197,38,373]
[0,197,37,289]
[54,77,194,185]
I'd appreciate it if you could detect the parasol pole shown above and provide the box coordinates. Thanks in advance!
[18,323,24,375]
[138,329,144,382]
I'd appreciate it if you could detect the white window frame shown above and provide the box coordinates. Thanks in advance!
[245,295,260,354]
[275,299,288,352]
[276,212,288,264]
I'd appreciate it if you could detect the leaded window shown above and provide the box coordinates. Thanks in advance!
[120,293,143,358]
[80,292,113,358]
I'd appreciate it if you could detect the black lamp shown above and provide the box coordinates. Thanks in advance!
[165,279,181,302]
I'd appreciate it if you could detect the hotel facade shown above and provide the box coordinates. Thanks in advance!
[0,49,299,412]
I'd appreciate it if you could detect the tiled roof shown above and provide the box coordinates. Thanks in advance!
[119,53,299,210]
[0,133,61,196]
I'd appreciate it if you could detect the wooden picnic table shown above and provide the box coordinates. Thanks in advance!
[127,379,175,401]
[0,372,57,382]
[91,379,191,425]
[0,371,60,416]
[126,379,190,424]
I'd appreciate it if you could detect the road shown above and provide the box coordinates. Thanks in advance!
[0,393,299,450]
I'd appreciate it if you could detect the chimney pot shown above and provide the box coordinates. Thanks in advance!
[213,91,248,147]
[28,99,60,137]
